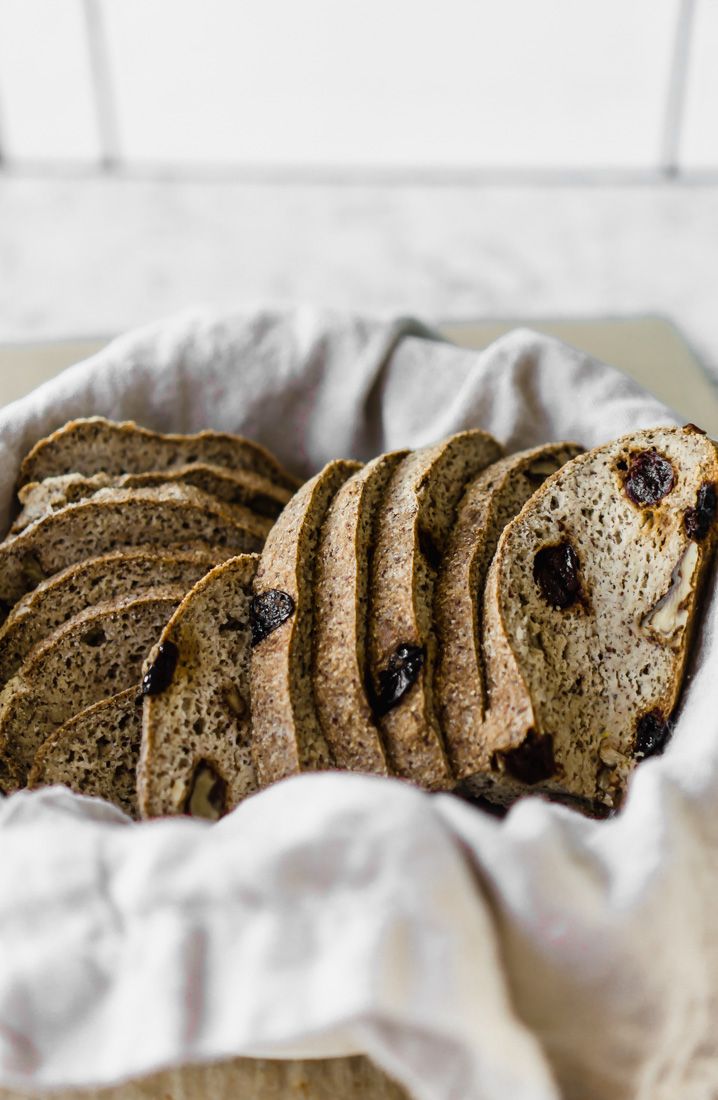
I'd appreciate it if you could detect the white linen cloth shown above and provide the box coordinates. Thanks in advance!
[0,308,715,1100]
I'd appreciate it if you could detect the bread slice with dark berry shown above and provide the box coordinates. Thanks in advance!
[251,460,361,787]
[434,443,583,779]
[28,688,141,818]
[138,554,259,820]
[0,547,224,688]
[18,416,300,490]
[473,425,718,812]
[0,587,184,788]
[313,452,408,774]
[12,464,288,535]
[0,485,264,612]
[367,430,503,789]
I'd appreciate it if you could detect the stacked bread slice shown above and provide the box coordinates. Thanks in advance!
[4,416,716,820]
[0,417,300,808]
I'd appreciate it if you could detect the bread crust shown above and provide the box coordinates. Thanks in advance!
[478,426,718,809]
[0,547,224,688]
[435,443,582,778]
[13,464,288,535]
[313,452,408,774]
[368,430,503,789]
[18,416,300,490]
[0,485,264,611]
[138,554,259,819]
[29,688,140,818]
[251,460,361,786]
[0,588,184,787]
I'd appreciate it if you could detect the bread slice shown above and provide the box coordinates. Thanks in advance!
[18,416,300,490]
[138,554,259,820]
[12,464,287,535]
[434,443,583,779]
[28,688,141,818]
[367,430,503,789]
[475,425,718,811]
[251,460,361,787]
[313,452,408,774]
[0,485,264,613]
[0,587,184,787]
[0,547,224,688]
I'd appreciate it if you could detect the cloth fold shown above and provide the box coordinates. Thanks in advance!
[0,307,715,1100]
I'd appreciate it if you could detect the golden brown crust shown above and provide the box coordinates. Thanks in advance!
[138,554,259,820]
[29,688,140,818]
[18,416,301,490]
[478,427,718,809]
[313,452,408,774]
[368,430,503,789]
[251,460,361,787]
[0,547,225,688]
[0,588,184,787]
[0,486,264,611]
[435,443,582,778]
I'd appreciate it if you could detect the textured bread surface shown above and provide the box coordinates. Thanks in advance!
[138,554,259,819]
[18,416,300,490]
[0,548,224,688]
[368,430,503,789]
[435,443,583,779]
[251,460,361,787]
[0,485,263,611]
[314,452,408,774]
[29,688,141,818]
[0,588,183,787]
[478,426,718,810]
[0,1055,410,1100]
[13,464,285,535]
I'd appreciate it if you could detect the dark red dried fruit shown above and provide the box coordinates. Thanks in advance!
[374,644,424,716]
[250,589,295,645]
[533,542,582,609]
[141,641,179,697]
[623,449,675,506]
[634,710,672,758]
[497,730,555,785]
[684,482,717,542]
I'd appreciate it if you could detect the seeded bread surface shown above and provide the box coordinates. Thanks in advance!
[0,485,264,611]
[28,688,141,818]
[0,547,224,688]
[251,460,361,786]
[434,443,583,779]
[478,426,718,810]
[313,452,408,775]
[138,554,259,820]
[0,587,183,787]
[13,464,285,535]
[368,430,503,789]
[18,416,300,490]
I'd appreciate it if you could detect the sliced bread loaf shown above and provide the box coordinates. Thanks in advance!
[0,587,184,787]
[313,452,408,774]
[251,460,361,787]
[18,416,300,490]
[0,547,224,687]
[367,430,503,789]
[434,443,583,779]
[12,464,286,535]
[28,688,141,818]
[138,554,259,820]
[0,485,264,612]
[475,425,718,811]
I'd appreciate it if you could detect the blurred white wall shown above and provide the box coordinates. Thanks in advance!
[0,0,713,174]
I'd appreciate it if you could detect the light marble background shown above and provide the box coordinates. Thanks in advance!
[0,0,717,384]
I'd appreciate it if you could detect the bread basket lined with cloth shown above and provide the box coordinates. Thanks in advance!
[0,307,716,1100]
